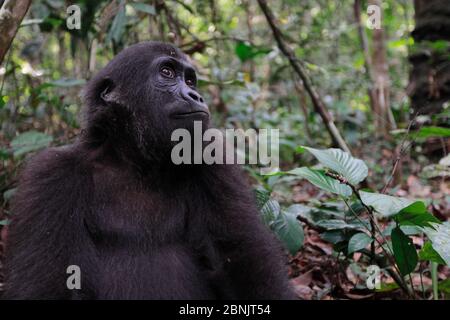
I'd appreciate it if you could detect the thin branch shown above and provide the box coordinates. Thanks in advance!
[256,0,351,154]
[0,0,32,64]
[381,113,419,193]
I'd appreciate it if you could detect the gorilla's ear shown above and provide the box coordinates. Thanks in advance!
[98,78,122,106]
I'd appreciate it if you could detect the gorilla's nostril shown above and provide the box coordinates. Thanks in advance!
[199,97,204,103]
[188,92,199,102]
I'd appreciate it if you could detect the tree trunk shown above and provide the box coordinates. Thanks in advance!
[408,0,450,116]
[354,0,396,137]
[0,0,32,65]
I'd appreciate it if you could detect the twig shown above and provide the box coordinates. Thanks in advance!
[381,112,422,193]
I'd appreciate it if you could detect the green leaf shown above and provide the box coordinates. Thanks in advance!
[40,78,86,89]
[260,199,281,226]
[391,227,418,276]
[376,282,400,293]
[107,0,127,44]
[287,167,352,197]
[315,219,366,231]
[285,204,313,216]
[359,191,415,217]
[419,241,446,265]
[320,230,347,244]
[301,147,368,185]
[235,41,271,62]
[0,95,6,109]
[348,232,373,254]
[254,188,270,210]
[128,2,156,15]
[422,222,450,266]
[417,126,450,138]
[0,219,9,226]
[10,131,53,158]
[438,278,450,294]
[0,148,10,160]
[395,201,440,228]
[272,210,304,255]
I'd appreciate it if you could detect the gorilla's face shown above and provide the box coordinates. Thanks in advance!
[83,42,210,161]
[150,54,209,124]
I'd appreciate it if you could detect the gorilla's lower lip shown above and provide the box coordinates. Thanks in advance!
[173,111,209,118]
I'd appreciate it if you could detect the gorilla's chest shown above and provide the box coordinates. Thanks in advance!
[89,188,190,243]
[87,168,207,246]
[83,169,218,298]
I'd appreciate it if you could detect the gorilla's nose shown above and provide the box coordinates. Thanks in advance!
[181,87,207,108]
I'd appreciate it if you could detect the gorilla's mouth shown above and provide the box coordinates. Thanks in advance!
[173,111,209,118]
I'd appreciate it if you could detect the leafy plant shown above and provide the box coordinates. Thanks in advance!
[256,189,304,255]
[258,146,448,297]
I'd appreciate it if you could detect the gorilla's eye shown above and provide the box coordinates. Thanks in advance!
[160,67,175,78]
[185,78,195,87]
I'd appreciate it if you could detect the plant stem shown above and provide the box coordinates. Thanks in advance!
[338,175,416,298]
[431,262,438,300]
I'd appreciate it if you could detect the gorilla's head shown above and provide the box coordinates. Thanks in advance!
[82,42,210,164]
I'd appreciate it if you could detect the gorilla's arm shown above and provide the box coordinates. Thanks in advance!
[2,148,90,299]
[206,166,296,300]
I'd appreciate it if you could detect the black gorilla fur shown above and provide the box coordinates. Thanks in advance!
[2,42,295,299]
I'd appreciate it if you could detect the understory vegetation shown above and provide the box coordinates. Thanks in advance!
[0,0,449,299]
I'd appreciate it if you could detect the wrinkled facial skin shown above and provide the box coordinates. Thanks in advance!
[147,54,210,134]
[83,42,210,161]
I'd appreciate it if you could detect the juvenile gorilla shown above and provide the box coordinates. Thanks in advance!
[2,42,294,300]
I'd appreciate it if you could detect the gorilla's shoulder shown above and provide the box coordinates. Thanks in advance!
[20,144,89,182]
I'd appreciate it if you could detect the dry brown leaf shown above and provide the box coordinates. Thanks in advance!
[292,269,314,286]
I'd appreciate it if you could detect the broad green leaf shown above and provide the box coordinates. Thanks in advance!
[400,225,422,235]
[260,199,281,226]
[285,204,313,221]
[391,227,418,276]
[287,167,352,197]
[417,126,450,138]
[0,219,9,226]
[383,223,423,236]
[254,188,270,210]
[320,230,347,244]
[128,2,156,15]
[422,222,450,266]
[419,241,446,265]
[315,219,366,231]
[272,210,304,255]
[11,131,53,158]
[359,191,415,217]
[301,147,368,185]
[348,232,373,254]
[286,204,342,227]
[395,201,440,228]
